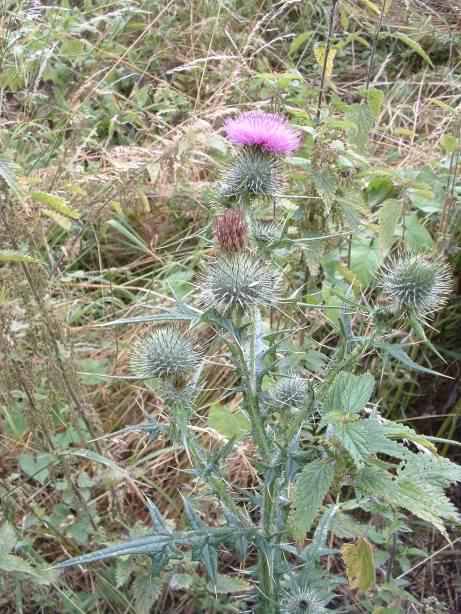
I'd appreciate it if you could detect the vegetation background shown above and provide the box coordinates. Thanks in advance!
[1,0,460,612]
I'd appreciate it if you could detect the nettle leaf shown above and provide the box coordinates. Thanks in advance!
[356,459,461,536]
[325,372,375,414]
[404,213,433,251]
[341,537,376,592]
[0,522,17,553]
[350,239,380,286]
[378,199,400,257]
[208,403,250,440]
[290,459,336,541]
[210,573,251,594]
[345,104,374,150]
[367,88,384,119]
[366,176,396,207]
[31,191,81,220]
[331,418,407,467]
[132,571,162,614]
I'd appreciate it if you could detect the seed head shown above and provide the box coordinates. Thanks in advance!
[200,253,281,314]
[130,326,203,380]
[218,148,283,201]
[224,111,301,155]
[377,252,452,320]
[213,209,248,253]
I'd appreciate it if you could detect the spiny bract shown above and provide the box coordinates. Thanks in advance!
[218,148,283,201]
[130,326,203,379]
[251,218,284,244]
[378,252,452,320]
[267,374,313,412]
[280,586,328,614]
[200,253,281,314]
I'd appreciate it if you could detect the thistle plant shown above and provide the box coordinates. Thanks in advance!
[54,110,461,614]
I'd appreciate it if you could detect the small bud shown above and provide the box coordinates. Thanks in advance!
[251,218,284,244]
[213,209,248,253]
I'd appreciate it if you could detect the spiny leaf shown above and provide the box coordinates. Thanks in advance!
[341,538,375,592]
[290,459,336,541]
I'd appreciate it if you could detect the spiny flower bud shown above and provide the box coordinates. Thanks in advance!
[130,326,203,380]
[200,253,281,314]
[251,218,284,244]
[377,252,452,320]
[219,148,283,201]
[281,587,328,614]
[267,374,313,413]
[213,209,248,253]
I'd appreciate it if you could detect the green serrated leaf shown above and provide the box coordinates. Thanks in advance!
[18,452,54,484]
[209,573,251,594]
[132,571,162,614]
[0,522,17,554]
[378,199,400,257]
[367,88,384,119]
[440,134,458,154]
[290,459,336,541]
[0,250,39,264]
[289,31,313,56]
[345,103,374,150]
[208,404,250,440]
[404,213,433,251]
[31,191,80,220]
[326,372,375,414]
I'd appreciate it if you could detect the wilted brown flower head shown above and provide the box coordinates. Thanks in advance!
[213,208,248,253]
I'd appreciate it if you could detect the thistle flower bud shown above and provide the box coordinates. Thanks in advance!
[251,218,284,244]
[213,209,248,253]
[200,253,281,314]
[377,252,452,320]
[219,148,283,201]
[281,587,328,614]
[130,326,203,381]
[267,374,313,413]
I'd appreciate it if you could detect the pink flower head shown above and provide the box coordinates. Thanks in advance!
[224,111,301,155]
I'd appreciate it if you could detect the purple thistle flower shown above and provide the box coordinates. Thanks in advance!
[224,111,301,155]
